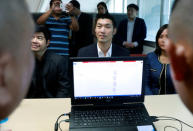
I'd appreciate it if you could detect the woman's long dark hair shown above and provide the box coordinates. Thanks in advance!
[155,24,168,56]
[97,2,109,14]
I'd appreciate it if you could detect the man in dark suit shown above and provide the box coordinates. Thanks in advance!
[78,14,130,57]
[68,0,93,57]
[27,25,70,98]
[114,4,147,54]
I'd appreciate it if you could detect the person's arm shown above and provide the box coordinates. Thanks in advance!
[56,56,71,98]
[144,55,153,95]
[37,5,55,25]
[113,20,126,46]
[69,16,79,31]
[140,19,147,40]
[134,19,147,48]
[83,14,93,45]
[65,3,79,31]
[77,47,85,57]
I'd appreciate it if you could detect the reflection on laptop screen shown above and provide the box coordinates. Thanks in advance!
[73,60,143,99]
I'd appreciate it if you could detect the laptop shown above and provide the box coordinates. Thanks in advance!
[69,57,156,131]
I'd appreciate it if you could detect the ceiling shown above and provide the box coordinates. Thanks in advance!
[26,0,109,13]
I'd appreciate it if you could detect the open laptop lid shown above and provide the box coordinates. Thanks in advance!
[70,57,145,106]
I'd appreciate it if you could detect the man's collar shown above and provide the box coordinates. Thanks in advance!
[97,43,112,57]
[128,17,136,22]
[34,49,48,62]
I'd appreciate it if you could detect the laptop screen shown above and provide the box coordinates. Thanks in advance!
[71,57,145,105]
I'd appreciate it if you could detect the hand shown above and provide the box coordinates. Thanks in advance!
[65,3,74,14]
[51,1,62,12]
[51,3,56,11]
[124,42,135,48]
[51,1,61,9]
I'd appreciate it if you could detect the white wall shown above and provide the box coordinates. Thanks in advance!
[25,0,109,13]
[25,0,44,12]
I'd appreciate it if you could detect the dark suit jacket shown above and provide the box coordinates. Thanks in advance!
[70,12,93,57]
[77,43,130,57]
[113,17,147,54]
[27,51,70,98]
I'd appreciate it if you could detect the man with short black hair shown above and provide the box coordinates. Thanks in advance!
[78,14,130,57]
[68,0,94,57]
[114,4,147,54]
[37,0,79,56]
[27,25,70,98]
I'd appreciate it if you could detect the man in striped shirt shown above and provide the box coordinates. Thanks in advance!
[37,0,79,56]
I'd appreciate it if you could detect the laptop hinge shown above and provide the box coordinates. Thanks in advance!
[123,102,143,105]
[72,102,143,107]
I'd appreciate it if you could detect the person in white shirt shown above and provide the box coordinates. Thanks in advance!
[77,14,130,57]
[114,4,147,54]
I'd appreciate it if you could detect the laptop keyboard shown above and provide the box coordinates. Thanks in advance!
[71,106,150,127]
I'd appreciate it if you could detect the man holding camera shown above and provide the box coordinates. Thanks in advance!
[37,0,79,56]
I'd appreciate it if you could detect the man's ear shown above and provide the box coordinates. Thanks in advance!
[0,53,12,108]
[113,28,117,35]
[167,41,188,81]
[46,40,50,47]
[0,53,11,87]
[0,52,18,120]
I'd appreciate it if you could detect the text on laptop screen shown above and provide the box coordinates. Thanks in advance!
[73,60,143,99]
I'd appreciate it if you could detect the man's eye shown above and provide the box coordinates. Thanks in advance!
[37,37,43,40]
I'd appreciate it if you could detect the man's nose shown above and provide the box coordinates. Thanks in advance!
[31,37,38,43]
[100,26,105,32]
